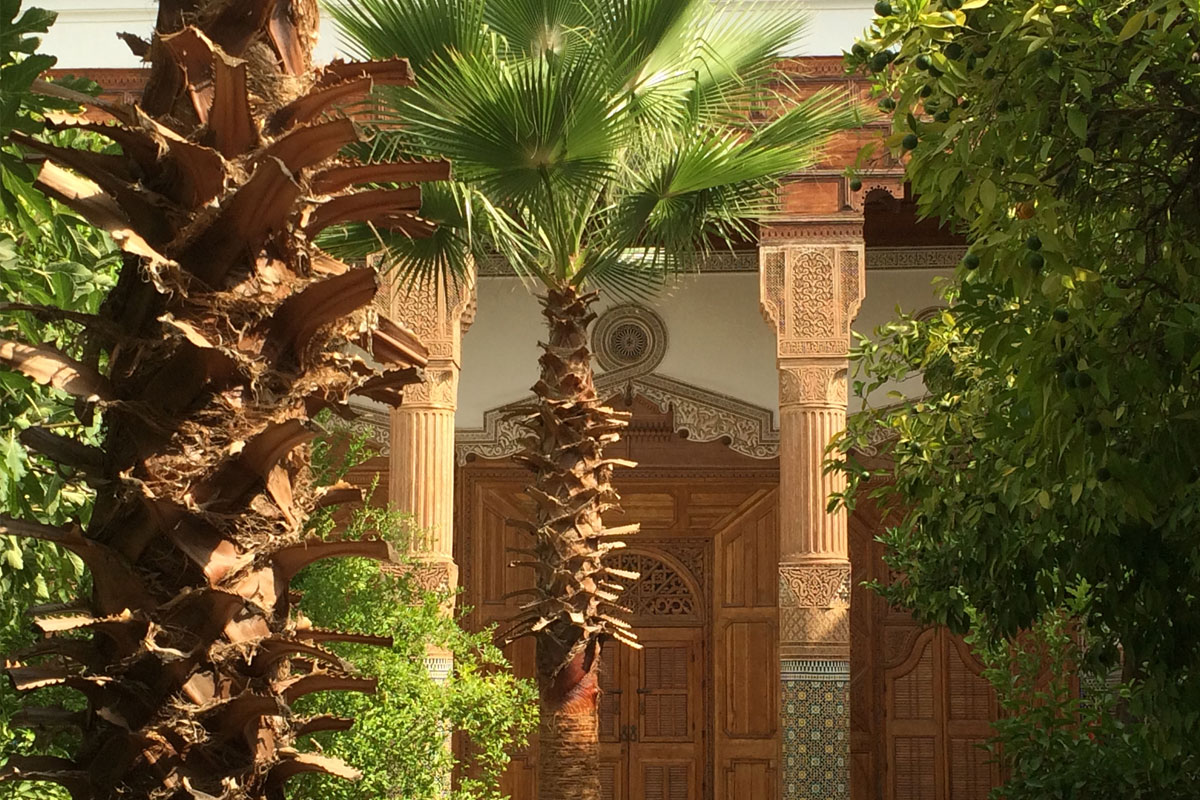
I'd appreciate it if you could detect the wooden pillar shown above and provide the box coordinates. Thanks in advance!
[387,270,476,681]
[760,231,865,800]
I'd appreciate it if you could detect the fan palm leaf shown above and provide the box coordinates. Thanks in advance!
[322,1,861,796]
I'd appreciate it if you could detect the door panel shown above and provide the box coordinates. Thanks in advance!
[634,760,694,800]
[599,639,628,800]
[638,640,696,742]
[851,494,1002,800]
[883,627,998,800]
[457,461,777,800]
[599,628,703,800]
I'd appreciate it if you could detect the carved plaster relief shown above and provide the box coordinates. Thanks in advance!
[455,372,781,463]
[759,245,866,358]
[778,563,852,656]
[400,367,460,407]
[383,268,476,364]
[778,365,847,408]
[778,563,851,609]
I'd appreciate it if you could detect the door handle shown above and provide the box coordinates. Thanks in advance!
[628,724,638,742]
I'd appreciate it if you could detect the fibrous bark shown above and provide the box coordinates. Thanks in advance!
[505,285,639,800]
[0,2,445,798]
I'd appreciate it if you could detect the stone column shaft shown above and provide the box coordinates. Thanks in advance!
[386,270,475,690]
[779,399,848,559]
[390,401,457,557]
[761,239,864,800]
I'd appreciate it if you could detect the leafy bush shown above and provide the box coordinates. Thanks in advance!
[1,6,118,796]
[287,430,536,800]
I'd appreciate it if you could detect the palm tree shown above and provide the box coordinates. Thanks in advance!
[0,1,444,797]
[325,0,859,796]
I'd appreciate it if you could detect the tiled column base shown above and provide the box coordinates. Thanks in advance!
[781,660,850,800]
[424,649,454,684]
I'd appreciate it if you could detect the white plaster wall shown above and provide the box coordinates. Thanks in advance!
[34,1,876,70]
[35,1,343,69]
[456,267,950,428]
[791,0,876,55]
[852,268,950,411]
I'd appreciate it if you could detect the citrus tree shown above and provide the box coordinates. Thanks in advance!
[840,0,1200,795]
[323,0,860,795]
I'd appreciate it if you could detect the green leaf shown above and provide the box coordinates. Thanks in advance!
[978,178,996,212]
[1116,10,1147,41]
[1066,107,1087,140]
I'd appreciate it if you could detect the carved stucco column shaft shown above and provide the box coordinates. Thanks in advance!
[761,240,865,800]
[391,406,458,554]
[386,269,476,685]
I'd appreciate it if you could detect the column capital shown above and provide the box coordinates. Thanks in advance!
[778,362,848,411]
[387,266,477,371]
[758,242,865,362]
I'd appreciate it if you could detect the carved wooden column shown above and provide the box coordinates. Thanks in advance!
[387,271,476,680]
[760,232,865,800]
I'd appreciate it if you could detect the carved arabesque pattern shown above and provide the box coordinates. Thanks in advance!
[791,250,837,339]
[401,367,459,406]
[385,269,476,363]
[779,563,852,656]
[609,552,699,619]
[760,250,786,336]
[842,249,862,321]
[455,372,780,463]
[779,563,852,609]
[778,365,847,408]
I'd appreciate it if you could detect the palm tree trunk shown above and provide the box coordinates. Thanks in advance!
[508,284,639,800]
[0,3,441,798]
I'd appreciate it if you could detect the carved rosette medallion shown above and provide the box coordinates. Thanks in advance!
[592,303,668,374]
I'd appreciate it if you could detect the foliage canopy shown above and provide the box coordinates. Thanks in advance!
[841,0,1200,794]
[324,0,861,294]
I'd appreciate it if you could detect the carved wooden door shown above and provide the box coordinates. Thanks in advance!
[883,628,998,800]
[455,413,781,800]
[599,628,704,800]
[849,493,1000,800]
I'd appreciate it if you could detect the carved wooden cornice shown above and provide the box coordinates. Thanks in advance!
[759,216,865,244]
[455,372,781,463]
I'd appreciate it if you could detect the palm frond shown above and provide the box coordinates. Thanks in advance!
[482,0,591,59]
[399,48,626,197]
[590,0,701,89]
[331,0,859,296]
[326,0,487,70]
[752,85,868,153]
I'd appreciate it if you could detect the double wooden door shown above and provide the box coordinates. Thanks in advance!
[850,494,1000,800]
[598,628,705,800]
[882,628,998,800]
